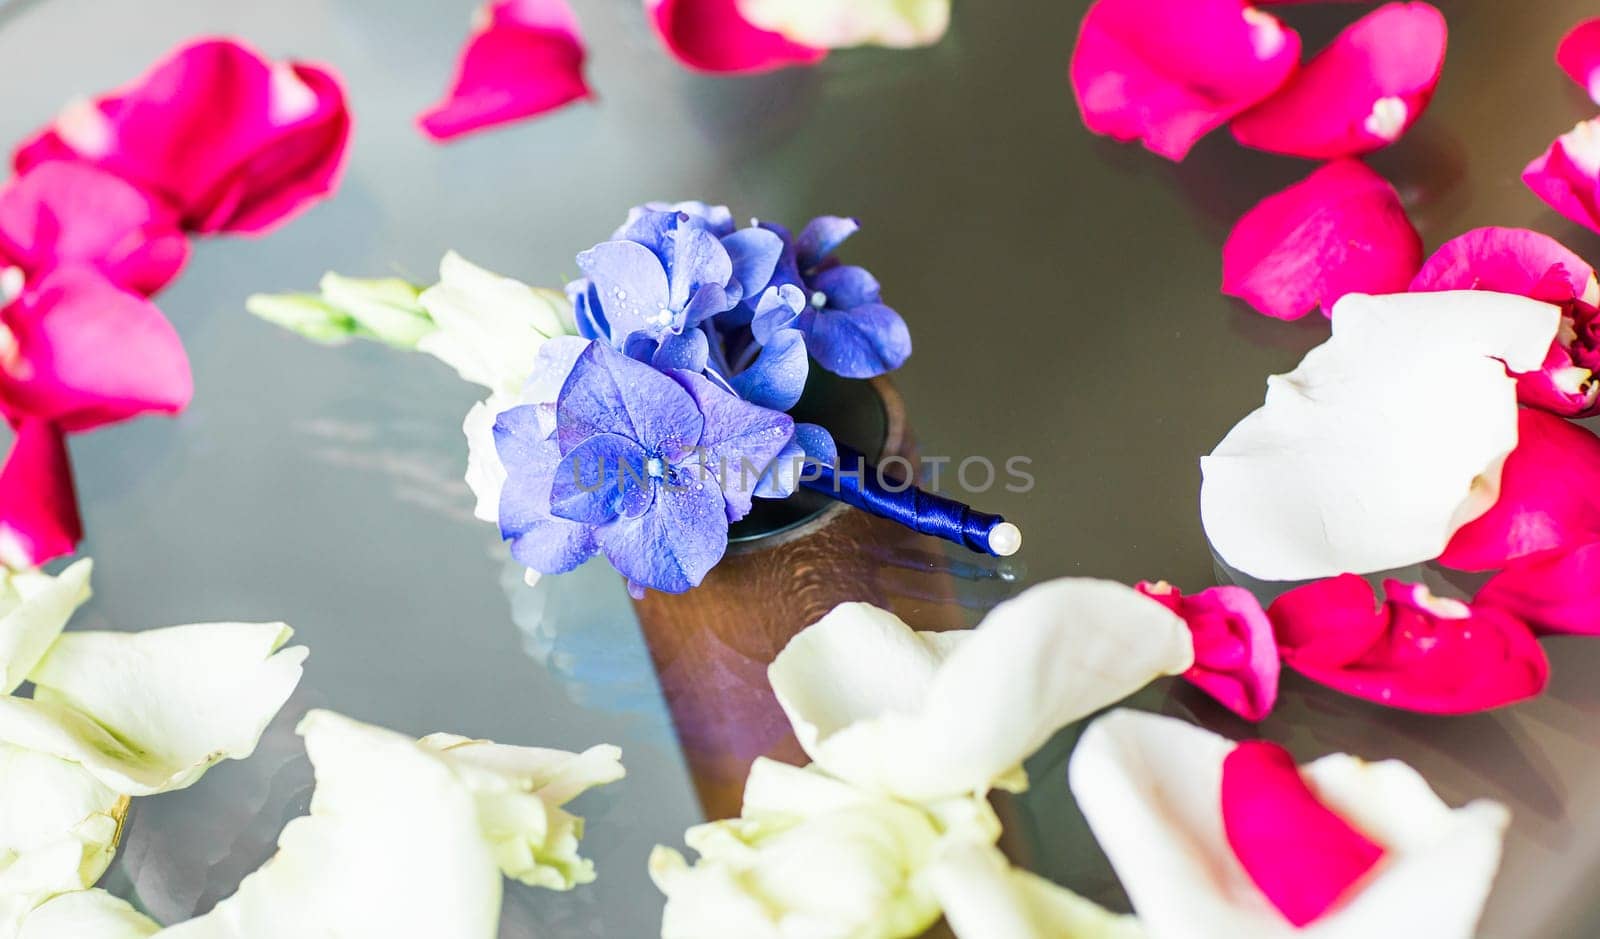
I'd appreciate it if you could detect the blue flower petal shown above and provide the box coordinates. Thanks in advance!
[722,227,785,300]
[671,370,795,522]
[493,407,599,574]
[796,216,860,270]
[576,241,671,341]
[730,327,808,411]
[556,342,706,457]
[622,331,658,363]
[596,481,728,594]
[681,283,734,328]
[566,279,609,342]
[666,227,733,315]
[811,264,882,309]
[653,328,710,373]
[804,302,913,379]
[616,202,734,242]
[550,433,651,525]
[751,284,806,345]
[754,422,838,499]
[795,422,839,467]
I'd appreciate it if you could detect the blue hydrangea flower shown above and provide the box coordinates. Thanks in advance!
[755,216,912,379]
[568,203,808,411]
[495,340,794,595]
[571,205,782,354]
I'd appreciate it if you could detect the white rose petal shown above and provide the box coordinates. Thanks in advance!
[1068,710,1509,939]
[0,745,126,904]
[0,623,306,795]
[651,759,946,939]
[418,734,624,889]
[463,393,516,523]
[926,841,1145,939]
[14,889,157,939]
[737,0,950,48]
[0,559,92,694]
[768,578,1193,802]
[1201,290,1560,581]
[157,711,503,939]
[417,252,573,396]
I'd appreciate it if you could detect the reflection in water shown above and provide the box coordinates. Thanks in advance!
[107,695,315,924]
[295,417,477,523]
[501,557,673,738]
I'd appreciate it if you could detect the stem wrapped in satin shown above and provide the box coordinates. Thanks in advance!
[800,444,1016,557]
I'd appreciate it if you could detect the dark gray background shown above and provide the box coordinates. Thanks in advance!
[3,0,1599,935]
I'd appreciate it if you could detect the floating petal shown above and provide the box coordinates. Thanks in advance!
[1232,2,1446,159]
[1201,291,1558,581]
[1069,709,1510,939]
[419,0,592,142]
[768,578,1193,802]
[1222,160,1421,320]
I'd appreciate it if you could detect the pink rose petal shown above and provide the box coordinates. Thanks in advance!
[1070,0,1301,161]
[0,419,81,570]
[1412,227,1595,301]
[1221,740,1385,927]
[1558,19,1600,106]
[1411,226,1600,416]
[1268,575,1549,714]
[1477,543,1600,636]
[646,0,827,74]
[15,38,351,236]
[0,162,188,297]
[418,0,593,142]
[0,266,192,433]
[1138,581,1280,720]
[1222,159,1422,320]
[1231,2,1447,159]
[1441,408,1600,571]
[1524,118,1600,235]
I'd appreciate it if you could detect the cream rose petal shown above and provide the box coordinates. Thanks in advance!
[925,842,1145,939]
[417,734,625,890]
[768,578,1194,802]
[417,252,572,396]
[0,559,92,694]
[0,623,306,795]
[1201,290,1560,581]
[14,889,157,939]
[157,711,502,939]
[737,0,950,49]
[0,744,127,903]
[1067,710,1509,939]
[463,393,516,523]
[651,762,945,939]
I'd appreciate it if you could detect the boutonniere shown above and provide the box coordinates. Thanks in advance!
[252,201,1020,597]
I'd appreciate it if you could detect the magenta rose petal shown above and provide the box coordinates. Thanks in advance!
[1558,19,1600,105]
[0,162,189,297]
[1441,409,1600,571]
[14,38,351,236]
[1222,740,1385,927]
[1478,543,1600,636]
[1268,576,1550,714]
[646,0,826,74]
[0,267,192,433]
[1231,2,1447,159]
[1524,118,1600,235]
[418,0,592,142]
[1138,581,1280,721]
[0,420,82,570]
[1222,159,1422,320]
[1070,0,1301,161]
